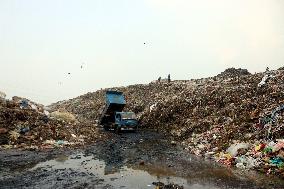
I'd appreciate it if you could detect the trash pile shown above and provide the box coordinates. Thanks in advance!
[50,67,284,177]
[0,96,101,149]
[216,67,251,79]
[214,139,284,175]
[49,92,106,122]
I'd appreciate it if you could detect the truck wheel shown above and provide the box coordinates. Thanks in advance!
[115,125,121,134]
[103,125,109,131]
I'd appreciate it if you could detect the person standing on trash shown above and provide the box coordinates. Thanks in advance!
[158,77,161,82]
[168,74,171,83]
[265,67,272,76]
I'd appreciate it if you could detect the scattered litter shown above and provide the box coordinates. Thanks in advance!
[227,143,250,157]
[258,74,273,87]
[50,110,77,123]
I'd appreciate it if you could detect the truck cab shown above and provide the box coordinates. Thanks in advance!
[115,112,138,131]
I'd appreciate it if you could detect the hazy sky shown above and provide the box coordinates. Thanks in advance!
[0,0,284,105]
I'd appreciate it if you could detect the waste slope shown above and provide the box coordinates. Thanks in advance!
[50,68,284,177]
[0,97,101,149]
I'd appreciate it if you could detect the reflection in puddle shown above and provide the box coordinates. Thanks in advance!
[31,153,220,189]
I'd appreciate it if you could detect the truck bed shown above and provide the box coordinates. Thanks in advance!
[99,91,126,125]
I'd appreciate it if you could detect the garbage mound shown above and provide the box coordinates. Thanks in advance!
[0,96,101,149]
[216,67,251,79]
[50,67,284,177]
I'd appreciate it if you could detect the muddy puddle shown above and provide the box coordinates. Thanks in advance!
[31,153,222,189]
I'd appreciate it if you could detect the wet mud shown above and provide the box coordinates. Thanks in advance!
[1,131,284,189]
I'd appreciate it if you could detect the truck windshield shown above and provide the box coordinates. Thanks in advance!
[121,112,136,120]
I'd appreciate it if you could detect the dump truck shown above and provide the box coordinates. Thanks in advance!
[99,91,138,132]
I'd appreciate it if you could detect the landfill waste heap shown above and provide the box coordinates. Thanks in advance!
[0,96,102,149]
[50,67,284,178]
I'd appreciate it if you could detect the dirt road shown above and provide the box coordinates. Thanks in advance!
[1,131,284,189]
